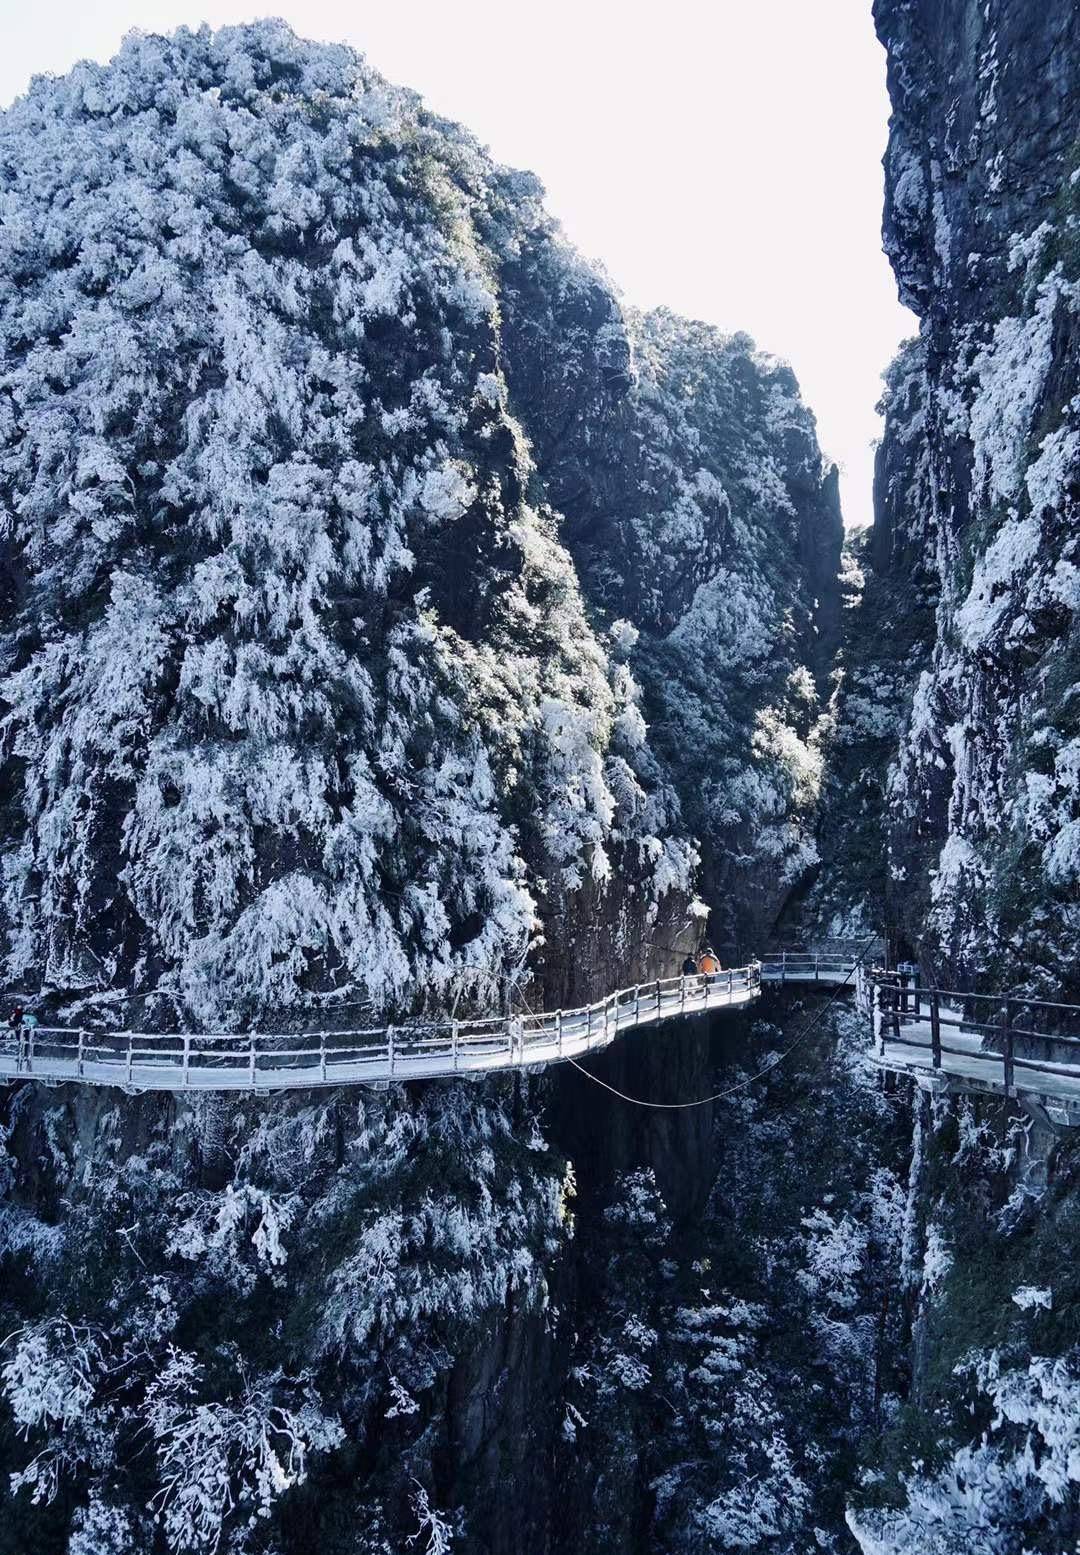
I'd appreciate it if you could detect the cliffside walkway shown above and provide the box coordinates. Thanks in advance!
[0,965,772,1093]
[17,955,1079,1111]
[0,953,867,1095]
[870,976,1080,1122]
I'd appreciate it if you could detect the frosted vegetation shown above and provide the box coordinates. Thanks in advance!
[847,1094,1080,1555]
[0,21,837,1026]
[0,24,676,1027]
[0,1075,567,1552]
[894,219,1080,988]
[24,11,1080,1555]
[817,194,1080,992]
[494,262,842,952]
[551,1003,915,1554]
[0,983,926,1554]
[0,21,853,1555]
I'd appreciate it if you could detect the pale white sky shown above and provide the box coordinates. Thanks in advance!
[0,0,915,528]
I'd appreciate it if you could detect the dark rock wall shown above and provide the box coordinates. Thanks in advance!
[813,0,1080,996]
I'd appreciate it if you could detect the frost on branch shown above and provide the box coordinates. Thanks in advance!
[144,1349,344,1554]
[408,1482,455,1554]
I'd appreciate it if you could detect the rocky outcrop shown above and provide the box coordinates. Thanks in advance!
[815,0,1080,996]
[499,257,843,955]
[813,7,1080,1549]
[0,24,839,1029]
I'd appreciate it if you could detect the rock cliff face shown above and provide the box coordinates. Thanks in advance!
[808,7,1080,1552]
[819,0,1080,997]
[0,23,845,1555]
[498,259,843,956]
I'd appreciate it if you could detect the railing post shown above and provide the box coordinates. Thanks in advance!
[183,1033,191,1088]
[781,951,786,987]
[452,1020,460,1071]
[655,979,662,1019]
[126,1032,133,1086]
[815,952,820,983]
[727,969,733,1002]
[873,981,885,1058]
[251,1034,258,1087]
[1002,998,1014,1094]
[77,1029,85,1079]
[388,1024,396,1077]
[319,1033,326,1084]
[557,1009,563,1056]
[635,985,641,1024]
[930,990,941,1069]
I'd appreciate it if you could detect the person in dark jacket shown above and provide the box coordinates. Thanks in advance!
[681,954,699,978]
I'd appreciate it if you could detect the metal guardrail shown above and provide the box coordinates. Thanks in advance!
[758,952,861,986]
[870,971,1080,1101]
[0,966,762,1093]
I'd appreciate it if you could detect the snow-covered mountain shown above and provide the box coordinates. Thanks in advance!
[8,6,1080,1552]
[0,22,839,1032]
[0,22,849,1555]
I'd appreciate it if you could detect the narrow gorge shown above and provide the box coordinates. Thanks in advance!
[1,4,1079,1552]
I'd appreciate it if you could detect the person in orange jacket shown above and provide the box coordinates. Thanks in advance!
[699,948,722,981]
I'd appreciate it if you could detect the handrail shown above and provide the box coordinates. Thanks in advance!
[0,965,763,1093]
[868,971,1080,1103]
[758,952,864,988]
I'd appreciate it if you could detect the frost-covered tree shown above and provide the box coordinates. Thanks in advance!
[0,1073,568,1553]
[555,1003,912,1555]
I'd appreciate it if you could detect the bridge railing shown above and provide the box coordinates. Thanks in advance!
[759,952,862,985]
[0,965,762,1091]
[871,974,1080,1094]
